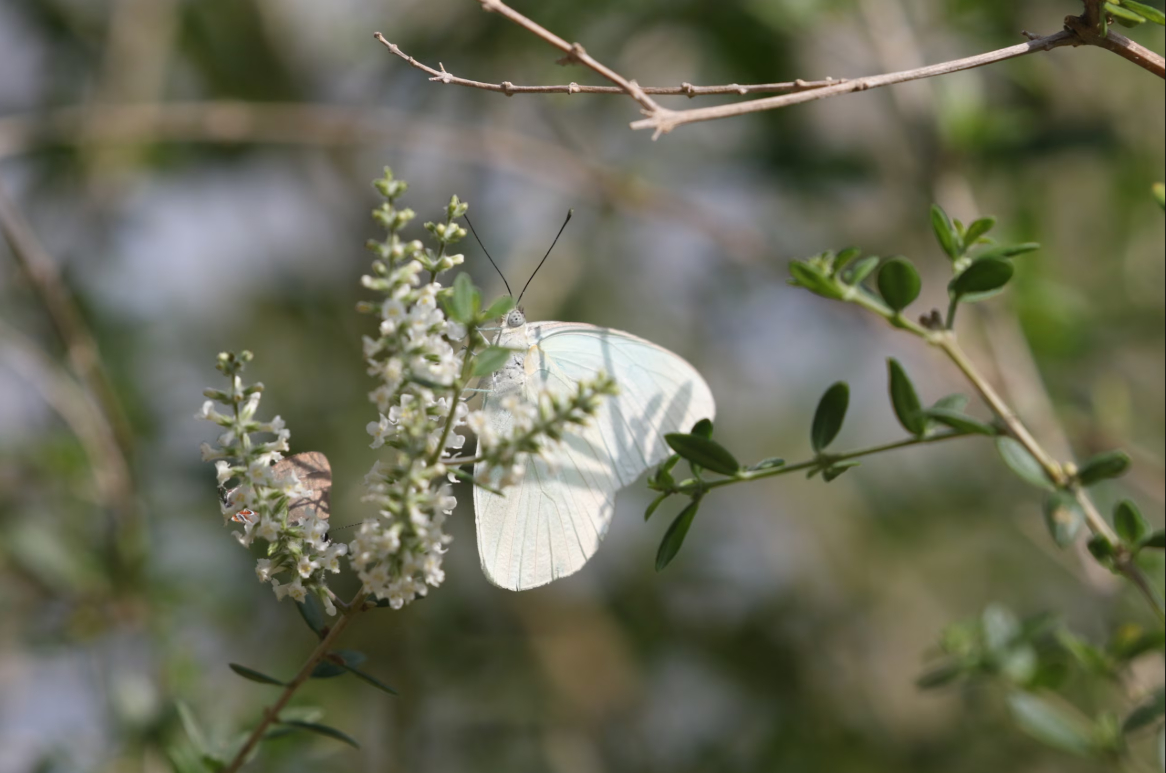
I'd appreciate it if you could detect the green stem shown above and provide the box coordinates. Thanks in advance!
[841,284,1162,621]
[675,430,969,496]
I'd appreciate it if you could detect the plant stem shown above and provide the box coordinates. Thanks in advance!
[928,331,1163,622]
[676,430,970,495]
[221,593,366,773]
[429,329,478,467]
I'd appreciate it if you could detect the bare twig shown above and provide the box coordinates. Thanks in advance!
[475,0,660,113]
[630,31,1078,137]
[413,1,1162,137]
[373,34,844,97]
[0,181,136,461]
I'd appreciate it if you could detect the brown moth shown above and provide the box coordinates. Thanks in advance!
[226,451,332,524]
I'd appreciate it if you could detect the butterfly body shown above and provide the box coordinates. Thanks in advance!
[473,309,715,591]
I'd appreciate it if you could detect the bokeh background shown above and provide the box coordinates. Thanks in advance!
[1,0,1163,771]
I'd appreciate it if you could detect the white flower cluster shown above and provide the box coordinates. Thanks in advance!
[197,352,346,615]
[352,169,469,609]
[199,168,617,614]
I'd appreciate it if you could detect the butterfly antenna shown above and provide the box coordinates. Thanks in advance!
[464,214,512,297]
[517,209,573,305]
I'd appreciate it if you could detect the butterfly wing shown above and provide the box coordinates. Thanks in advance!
[474,323,715,590]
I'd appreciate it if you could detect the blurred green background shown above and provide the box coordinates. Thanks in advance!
[0,0,1163,771]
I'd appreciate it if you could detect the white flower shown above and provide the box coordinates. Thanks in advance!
[255,558,276,582]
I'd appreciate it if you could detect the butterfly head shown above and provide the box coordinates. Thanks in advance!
[504,308,527,328]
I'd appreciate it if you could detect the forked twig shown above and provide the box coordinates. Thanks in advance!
[378,1,1164,138]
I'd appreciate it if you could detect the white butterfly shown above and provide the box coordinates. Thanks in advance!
[473,307,715,590]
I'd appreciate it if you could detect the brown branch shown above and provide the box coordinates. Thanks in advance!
[630,30,1078,137]
[1063,15,1166,77]
[432,1,1162,138]
[475,0,661,113]
[373,34,845,97]
[222,598,365,772]
[0,181,137,464]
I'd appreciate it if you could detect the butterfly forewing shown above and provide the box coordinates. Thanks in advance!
[473,322,715,591]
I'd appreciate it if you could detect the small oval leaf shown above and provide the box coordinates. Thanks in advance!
[482,295,515,322]
[1042,492,1084,548]
[1076,450,1131,486]
[888,359,925,437]
[877,257,922,312]
[845,256,880,286]
[655,499,701,571]
[229,663,286,686]
[690,418,714,439]
[664,434,741,476]
[1006,692,1096,757]
[996,437,1055,491]
[810,382,849,452]
[925,407,996,436]
[1113,500,1148,545]
[296,596,326,639]
[278,720,361,749]
[1138,530,1165,551]
[930,204,962,259]
[963,216,996,246]
[644,492,670,522]
[950,257,1014,298]
[339,663,399,696]
[449,273,475,323]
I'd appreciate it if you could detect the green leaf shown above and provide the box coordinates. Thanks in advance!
[311,651,365,679]
[1138,530,1166,550]
[655,499,701,571]
[1154,182,1165,210]
[228,664,286,686]
[974,243,1041,260]
[925,407,996,436]
[1113,500,1148,545]
[471,346,516,378]
[887,359,925,436]
[931,393,969,412]
[877,257,922,312]
[644,492,670,521]
[449,273,476,323]
[822,461,859,481]
[810,382,849,452]
[278,720,361,749]
[834,247,862,272]
[1076,450,1131,486]
[296,596,326,639]
[1124,689,1166,734]
[1123,0,1164,24]
[482,295,515,321]
[748,457,786,471]
[1057,629,1115,677]
[690,418,714,439]
[1042,492,1084,548]
[1105,1,1147,23]
[996,437,1055,491]
[789,261,844,299]
[1006,692,1097,757]
[339,663,398,695]
[963,216,996,245]
[950,257,1014,298]
[930,204,962,259]
[844,256,880,286]
[1087,534,1117,565]
[664,434,741,476]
